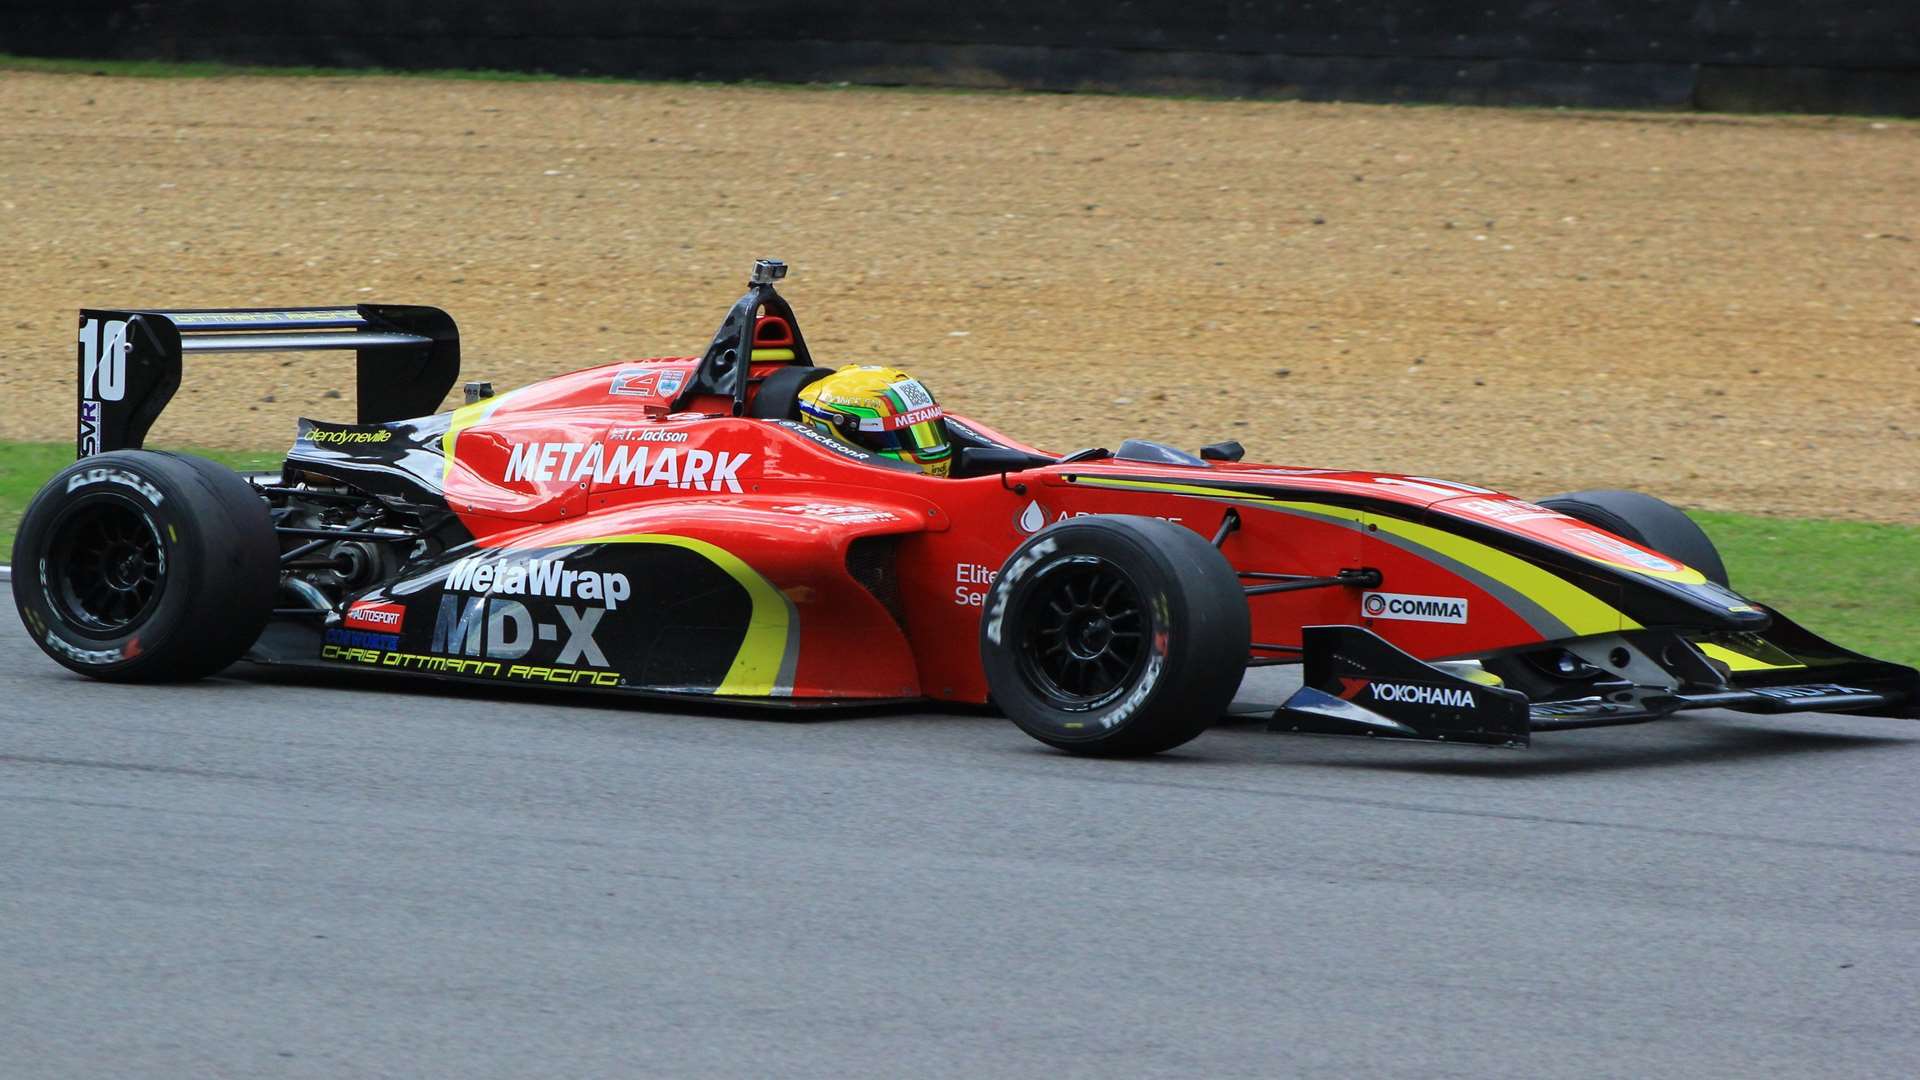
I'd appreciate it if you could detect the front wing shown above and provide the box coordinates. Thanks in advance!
[1272,611,1920,748]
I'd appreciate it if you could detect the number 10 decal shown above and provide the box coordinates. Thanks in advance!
[79,317,129,402]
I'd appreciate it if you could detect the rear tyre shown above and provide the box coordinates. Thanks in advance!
[980,515,1251,756]
[11,450,279,682]
[1538,488,1730,587]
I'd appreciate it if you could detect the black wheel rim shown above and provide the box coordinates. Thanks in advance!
[1014,555,1150,711]
[47,497,167,635]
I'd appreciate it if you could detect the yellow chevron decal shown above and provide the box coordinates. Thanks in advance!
[566,532,795,696]
[440,388,518,483]
[1069,475,1637,637]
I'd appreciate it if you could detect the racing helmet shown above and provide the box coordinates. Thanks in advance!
[796,365,953,477]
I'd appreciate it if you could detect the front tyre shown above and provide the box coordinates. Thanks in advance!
[981,515,1251,756]
[1538,488,1730,587]
[11,450,279,682]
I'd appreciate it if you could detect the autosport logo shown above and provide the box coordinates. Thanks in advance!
[504,441,750,492]
[344,601,406,632]
[1361,591,1468,624]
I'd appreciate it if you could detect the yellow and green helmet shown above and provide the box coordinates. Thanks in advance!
[796,365,953,477]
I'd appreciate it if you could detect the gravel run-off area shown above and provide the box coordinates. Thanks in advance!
[1,72,1915,519]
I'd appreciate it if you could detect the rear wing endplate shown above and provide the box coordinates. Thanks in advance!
[75,304,459,458]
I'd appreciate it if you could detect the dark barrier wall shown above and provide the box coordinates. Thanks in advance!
[4,1,1916,114]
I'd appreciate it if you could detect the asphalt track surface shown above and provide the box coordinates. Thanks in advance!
[4,598,1918,1079]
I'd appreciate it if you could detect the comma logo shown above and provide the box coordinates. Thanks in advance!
[1361,591,1468,625]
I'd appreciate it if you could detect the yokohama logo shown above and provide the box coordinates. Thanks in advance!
[1362,591,1468,624]
[345,601,406,632]
[1371,682,1477,709]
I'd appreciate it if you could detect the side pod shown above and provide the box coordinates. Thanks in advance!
[1272,625,1533,748]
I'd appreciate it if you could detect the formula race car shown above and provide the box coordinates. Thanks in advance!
[14,260,1918,755]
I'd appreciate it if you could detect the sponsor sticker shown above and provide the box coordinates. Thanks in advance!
[1362,591,1469,624]
[308,426,393,445]
[445,555,631,610]
[324,627,401,651]
[1568,528,1679,573]
[431,595,612,666]
[78,399,101,456]
[345,601,406,632]
[1369,681,1477,709]
[609,369,688,398]
[320,644,622,686]
[1014,501,1183,534]
[1750,683,1871,701]
[859,404,944,432]
[609,370,659,397]
[770,503,899,524]
[892,378,935,410]
[504,441,750,492]
[1450,497,1565,524]
[954,562,997,607]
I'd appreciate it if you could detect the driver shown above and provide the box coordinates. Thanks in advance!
[796,365,953,477]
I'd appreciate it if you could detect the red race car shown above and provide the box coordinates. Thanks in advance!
[15,260,1918,755]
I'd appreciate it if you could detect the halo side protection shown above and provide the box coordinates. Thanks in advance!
[796,365,953,477]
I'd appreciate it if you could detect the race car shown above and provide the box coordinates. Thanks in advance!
[14,259,1918,756]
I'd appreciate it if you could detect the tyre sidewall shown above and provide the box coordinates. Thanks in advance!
[1540,489,1730,587]
[982,517,1242,753]
[13,454,216,676]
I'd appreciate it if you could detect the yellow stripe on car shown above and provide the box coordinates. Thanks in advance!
[1697,641,1806,672]
[440,388,517,483]
[1070,475,1638,637]
[566,532,795,696]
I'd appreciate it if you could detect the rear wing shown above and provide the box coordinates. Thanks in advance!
[75,304,459,458]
